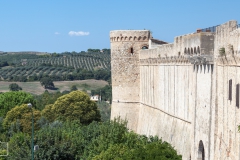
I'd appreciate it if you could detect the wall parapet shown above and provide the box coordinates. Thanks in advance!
[216,55,240,65]
[110,30,150,42]
[140,43,174,59]
[140,56,190,65]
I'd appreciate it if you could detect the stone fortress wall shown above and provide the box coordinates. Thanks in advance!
[138,31,215,159]
[110,20,240,160]
[213,21,240,160]
[110,30,150,131]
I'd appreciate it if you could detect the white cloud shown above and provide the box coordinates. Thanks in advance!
[55,32,60,35]
[68,31,89,36]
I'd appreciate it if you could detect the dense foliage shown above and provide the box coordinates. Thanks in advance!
[0,91,36,118]
[42,91,101,124]
[34,90,65,110]
[0,77,182,159]
[8,132,31,159]
[3,104,41,133]
[34,90,111,122]
[7,119,181,160]
[97,101,111,122]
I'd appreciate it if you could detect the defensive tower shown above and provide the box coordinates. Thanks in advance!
[110,30,150,131]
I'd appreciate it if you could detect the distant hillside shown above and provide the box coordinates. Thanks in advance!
[0,50,111,82]
[0,51,48,55]
[11,51,48,54]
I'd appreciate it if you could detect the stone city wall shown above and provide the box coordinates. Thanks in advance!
[138,62,193,159]
[213,20,240,159]
[110,20,240,160]
[138,52,214,159]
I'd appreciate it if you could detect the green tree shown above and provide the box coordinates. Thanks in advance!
[0,91,36,118]
[9,83,22,91]
[98,101,111,122]
[48,91,101,124]
[41,104,55,122]
[3,104,41,133]
[0,150,7,160]
[8,132,31,160]
[87,120,181,160]
[70,85,78,91]
[40,77,55,89]
[34,90,64,110]
[93,140,182,160]
[7,119,181,160]
[34,121,82,160]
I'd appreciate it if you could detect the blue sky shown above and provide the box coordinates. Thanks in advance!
[0,0,240,53]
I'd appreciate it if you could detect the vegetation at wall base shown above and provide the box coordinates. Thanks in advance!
[5,119,181,160]
[98,101,111,122]
[0,89,181,159]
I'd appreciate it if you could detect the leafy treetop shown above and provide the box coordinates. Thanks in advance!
[0,91,36,117]
[42,91,101,124]
[3,104,41,133]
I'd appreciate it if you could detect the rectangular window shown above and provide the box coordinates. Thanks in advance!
[130,47,133,54]
[229,79,232,101]
[236,84,239,108]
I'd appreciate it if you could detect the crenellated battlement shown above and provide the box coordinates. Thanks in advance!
[110,30,150,42]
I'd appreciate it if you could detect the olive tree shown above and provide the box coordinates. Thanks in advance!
[40,77,55,89]
[9,83,22,91]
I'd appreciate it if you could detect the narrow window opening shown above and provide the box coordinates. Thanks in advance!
[197,46,200,54]
[198,140,205,160]
[229,79,232,101]
[184,48,187,54]
[130,47,133,54]
[236,84,239,108]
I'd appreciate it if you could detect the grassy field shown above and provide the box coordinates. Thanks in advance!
[0,79,108,95]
